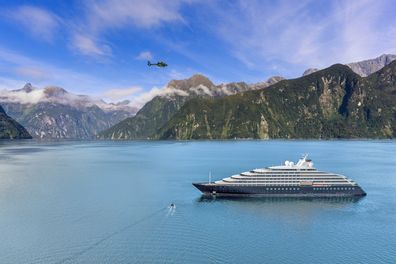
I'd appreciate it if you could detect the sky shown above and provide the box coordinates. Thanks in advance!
[0,0,395,107]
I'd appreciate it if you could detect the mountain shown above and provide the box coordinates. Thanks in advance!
[0,105,31,139]
[98,74,284,139]
[154,61,396,139]
[347,54,396,77]
[302,68,319,76]
[302,54,396,77]
[250,76,285,89]
[0,84,137,139]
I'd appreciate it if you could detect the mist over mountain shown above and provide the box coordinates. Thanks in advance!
[0,84,137,139]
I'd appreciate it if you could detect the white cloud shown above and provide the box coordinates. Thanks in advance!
[6,5,60,42]
[68,0,189,58]
[15,67,50,81]
[0,77,26,91]
[0,87,46,104]
[0,85,137,113]
[136,51,153,60]
[334,0,396,63]
[85,0,186,31]
[168,69,188,79]
[71,33,112,58]
[207,0,396,74]
[0,46,117,93]
[126,86,189,109]
[103,86,142,100]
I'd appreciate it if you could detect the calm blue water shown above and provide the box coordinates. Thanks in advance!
[0,140,395,264]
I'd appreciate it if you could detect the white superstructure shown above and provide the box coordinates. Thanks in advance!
[215,155,358,188]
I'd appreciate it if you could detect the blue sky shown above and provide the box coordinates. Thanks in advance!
[0,0,395,107]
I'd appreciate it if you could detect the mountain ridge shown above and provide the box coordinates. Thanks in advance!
[97,74,285,139]
[153,62,396,139]
[302,54,396,77]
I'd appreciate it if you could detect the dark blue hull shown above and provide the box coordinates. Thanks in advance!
[193,183,366,197]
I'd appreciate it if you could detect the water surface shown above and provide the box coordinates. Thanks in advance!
[0,140,395,263]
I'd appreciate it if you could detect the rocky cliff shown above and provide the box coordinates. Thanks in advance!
[0,105,31,139]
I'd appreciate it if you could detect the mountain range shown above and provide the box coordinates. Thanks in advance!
[1,53,395,140]
[0,84,137,139]
[97,75,285,139]
[154,61,396,139]
[99,54,396,140]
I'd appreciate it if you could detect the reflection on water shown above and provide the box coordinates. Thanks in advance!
[2,147,47,155]
[196,194,365,207]
[197,195,366,226]
[197,195,364,204]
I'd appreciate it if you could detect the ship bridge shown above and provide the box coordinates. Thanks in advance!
[268,154,315,170]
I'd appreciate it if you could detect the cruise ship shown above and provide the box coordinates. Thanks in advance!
[193,155,366,197]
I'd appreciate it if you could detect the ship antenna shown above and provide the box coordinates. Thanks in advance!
[209,171,212,184]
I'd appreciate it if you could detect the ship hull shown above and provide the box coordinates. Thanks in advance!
[193,183,366,197]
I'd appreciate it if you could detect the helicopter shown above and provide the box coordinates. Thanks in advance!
[147,61,168,68]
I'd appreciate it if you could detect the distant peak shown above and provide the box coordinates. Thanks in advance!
[188,73,211,81]
[266,76,285,84]
[12,83,35,93]
[347,54,396,77]
[302,68,319,76]
[168,74,214,90]
[23,83,33,92]
[43,86,68,97]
